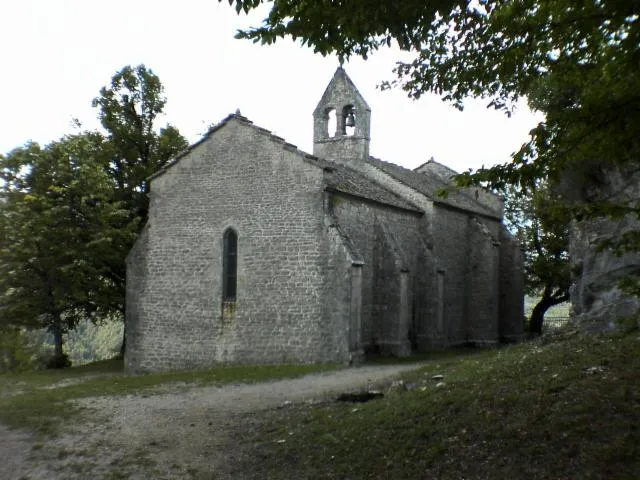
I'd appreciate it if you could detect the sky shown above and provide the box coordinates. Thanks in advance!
[0,0,543,173]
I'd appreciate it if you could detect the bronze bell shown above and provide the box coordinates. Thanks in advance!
[345,111,356,127]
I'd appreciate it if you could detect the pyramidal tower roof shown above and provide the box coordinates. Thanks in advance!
[313,67,370,115]
[312,67,372,162]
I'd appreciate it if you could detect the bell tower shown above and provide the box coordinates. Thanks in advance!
[313,67,371,164]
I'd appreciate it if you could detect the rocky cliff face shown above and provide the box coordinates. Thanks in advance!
[569,165,640,331]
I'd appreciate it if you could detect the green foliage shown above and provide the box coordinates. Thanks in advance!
[92,64,189,225]
[63,318,123,365]
[0,134,136,356]
[502,182,570,332]
[614,313,639,333]
[0,65,188,360]
[0,326,48,373]
[396,1,639,246]
[226,0,460,61]
[503,184,569,294]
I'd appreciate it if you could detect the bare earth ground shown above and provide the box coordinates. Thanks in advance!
[1,363,425,480]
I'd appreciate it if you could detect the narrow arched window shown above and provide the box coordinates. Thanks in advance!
[223,229,237,301]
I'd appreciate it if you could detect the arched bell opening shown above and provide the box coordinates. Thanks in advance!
[325,107,337,138]
[342,105,356,136]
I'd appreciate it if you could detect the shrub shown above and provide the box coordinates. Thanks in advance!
[46,352,72,369]
[0,326,48,373]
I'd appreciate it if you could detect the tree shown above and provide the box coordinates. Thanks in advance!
[93,65,189,224]
[502,183,570,334]
[92,65,188,353]
[225,1,459,60]
[0,66,188,365]
[225,0,638,186]
[0,134,135,366]
[223,0,640,323]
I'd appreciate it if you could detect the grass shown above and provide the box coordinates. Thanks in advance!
[0,357,340,434]
[365,346,484,365]
[3,331,639,478]
[236,331,640,480]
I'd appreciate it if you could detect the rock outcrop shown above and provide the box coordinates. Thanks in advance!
[569,164,640,331]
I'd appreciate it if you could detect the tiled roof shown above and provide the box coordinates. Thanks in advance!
[306,156,421,212]
[414,159,459,181]
[366,156,502,219]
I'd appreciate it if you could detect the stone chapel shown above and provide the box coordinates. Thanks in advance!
[124,67,524,373]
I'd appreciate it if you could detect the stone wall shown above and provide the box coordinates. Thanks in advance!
[499,226,525,341]
[124,224,149,372]
[324,213,362,362]
[431,206,503,344]
[431,206,469,343]
[328,193,429,355]
[371,221,405,354]
[314,136,370,167]
[329,193,510,350]
[126,118,344,373]
[125,66,526,373]
[466,218,500,343]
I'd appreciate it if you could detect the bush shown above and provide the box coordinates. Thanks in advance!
[0,326,48,373]
[63,317,123,365]
[46,352,72,369]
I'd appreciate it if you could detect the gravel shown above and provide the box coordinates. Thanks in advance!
[1,362,425,479]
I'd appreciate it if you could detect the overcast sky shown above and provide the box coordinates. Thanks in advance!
[1,0,543,172]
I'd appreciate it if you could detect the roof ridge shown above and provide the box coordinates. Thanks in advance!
[414,158,459,177]
[149,112,316,181]
[366,155,502,219]
[368,154,451,197]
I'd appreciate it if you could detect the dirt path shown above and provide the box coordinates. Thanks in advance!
[2,362,426,480]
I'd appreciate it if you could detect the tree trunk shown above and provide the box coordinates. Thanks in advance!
[119,303,127,358]
[52,324,64,358]
[529,300,552,335]
[119,328,126,358]
[48,322,70,369]
[529,288,570,335]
